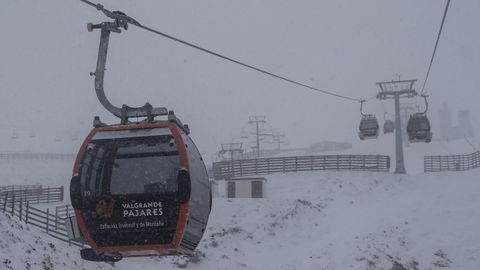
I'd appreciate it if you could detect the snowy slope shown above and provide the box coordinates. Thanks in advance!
[130,171,478,270]
[0,214,114,270]
[3,170,478,269]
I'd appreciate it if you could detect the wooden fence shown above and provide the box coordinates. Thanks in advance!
[424,151,480,172]
[0,186,64,205]
[0,152,75,161]
[0,185,42,193]
[55,204,75,219]
[0,185,83,247]
[1,199,83,247]
[213,154,390,180]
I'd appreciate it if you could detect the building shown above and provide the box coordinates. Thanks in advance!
[225,177,267,198]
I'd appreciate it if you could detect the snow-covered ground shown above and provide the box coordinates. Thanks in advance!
[1,136,479,269]
[0,214,114,270]
[1,168,479,269]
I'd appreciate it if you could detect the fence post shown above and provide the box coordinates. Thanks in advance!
[239,160,243,177]
[25,202,29,224]
[2,192,8,212]
[11,195,15,216]
[55,207,59,230]
[19,199,23,221]
[46,208,50,233]
[60,186,64,202]
[295,156,298,172]
[377,155,381,172]
[66,205,70,217]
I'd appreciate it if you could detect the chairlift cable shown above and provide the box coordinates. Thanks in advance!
[77,0,363,102]
[421,0,451,94]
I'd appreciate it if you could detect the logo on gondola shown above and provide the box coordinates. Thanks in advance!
[96,199,116,219]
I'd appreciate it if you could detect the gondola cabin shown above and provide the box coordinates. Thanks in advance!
[70,119,211,261]
[383,120,394,134]
[407,113,432,143]
[358,115,379,140]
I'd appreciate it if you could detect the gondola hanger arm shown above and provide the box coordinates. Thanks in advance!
[87,10,168,124]
[420,94,429,114]
[359,99,367,117]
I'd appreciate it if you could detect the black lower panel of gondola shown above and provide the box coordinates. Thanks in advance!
[80,248,122,262]
[81,194,181,247]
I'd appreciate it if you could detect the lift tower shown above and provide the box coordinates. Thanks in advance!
[376,80,418,174]
[248,116,271,157]
[218,143,244,161]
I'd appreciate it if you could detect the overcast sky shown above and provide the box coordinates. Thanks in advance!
[1,0,479,162]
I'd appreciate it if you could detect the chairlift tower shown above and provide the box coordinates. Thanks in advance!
[248,116,272,157]
[376,80,418,174]
[272,131,287,151]
[218,143,244,161]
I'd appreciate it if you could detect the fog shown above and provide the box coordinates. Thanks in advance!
[1,0,479,163]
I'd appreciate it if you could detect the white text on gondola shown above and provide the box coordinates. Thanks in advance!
[121,201,163,217]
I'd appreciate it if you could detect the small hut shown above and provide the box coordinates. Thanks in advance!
[225,177,267,198]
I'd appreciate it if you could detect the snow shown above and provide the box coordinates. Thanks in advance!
[1,168,480,269]
[0,214,113,270]
[1,135,479,269]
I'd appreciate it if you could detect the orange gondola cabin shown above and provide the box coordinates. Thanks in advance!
[70,116,211,261]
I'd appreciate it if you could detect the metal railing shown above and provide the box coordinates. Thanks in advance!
[213,154,390,180]
[424,151,480,172]
[0,186,64,205]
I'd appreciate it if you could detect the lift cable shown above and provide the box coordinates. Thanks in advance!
[78,0,363,102]
[421,0,451,94]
